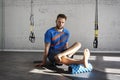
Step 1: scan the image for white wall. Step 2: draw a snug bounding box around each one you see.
[3,0,120,52]
[0,0,3,50]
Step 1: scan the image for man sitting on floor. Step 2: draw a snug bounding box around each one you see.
[36,14,90,68]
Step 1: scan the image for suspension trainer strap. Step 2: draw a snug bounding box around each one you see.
[29,0,35,43]
[93,0,98,48]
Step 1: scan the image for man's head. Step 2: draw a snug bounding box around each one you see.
[56,14,67,29]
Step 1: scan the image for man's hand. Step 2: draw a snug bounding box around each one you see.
[54,54,62,63]
[35,61,46,67]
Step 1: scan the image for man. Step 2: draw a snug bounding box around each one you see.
[37,14,90,68]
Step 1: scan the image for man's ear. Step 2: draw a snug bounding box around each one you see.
[55,20,57,23]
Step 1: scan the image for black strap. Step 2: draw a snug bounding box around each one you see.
[29,0,35,43]
[93,0,98,48]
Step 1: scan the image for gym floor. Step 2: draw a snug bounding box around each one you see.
[0,51,119,80]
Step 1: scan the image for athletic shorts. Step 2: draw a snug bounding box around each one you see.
[48,49,66,65]
[48,51,60,64]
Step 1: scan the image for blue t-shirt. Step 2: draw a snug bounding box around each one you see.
[44,27,70,54]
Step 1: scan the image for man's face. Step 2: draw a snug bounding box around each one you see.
[56,18,66,29]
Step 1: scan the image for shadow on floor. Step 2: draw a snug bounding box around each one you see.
[0,52,119,80]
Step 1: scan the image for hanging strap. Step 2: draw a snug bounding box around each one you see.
[93,0,98,48]
[29,0,35,43]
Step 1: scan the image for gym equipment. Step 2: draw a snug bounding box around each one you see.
[68,63,93,74]
[93,0,98,48]
[29,0,35,43]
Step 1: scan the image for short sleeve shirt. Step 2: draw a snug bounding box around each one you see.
[44,27,70,54]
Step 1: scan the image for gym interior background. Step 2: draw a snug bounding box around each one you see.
[1,0,120,52]
[0,0,120,80]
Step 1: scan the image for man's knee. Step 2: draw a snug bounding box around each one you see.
[54,55,67,64]
[74,42,81,48]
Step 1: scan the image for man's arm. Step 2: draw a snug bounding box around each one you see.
[65,42,69,49]
[41,42,50,65]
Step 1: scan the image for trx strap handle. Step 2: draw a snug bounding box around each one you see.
[93,0,98,48]
[29,31,35,43]
[29,0,35,43]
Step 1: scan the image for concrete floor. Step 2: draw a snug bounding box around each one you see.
[0,51,120,80]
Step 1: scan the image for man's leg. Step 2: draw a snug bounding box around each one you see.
[67,42,82,58]
[57,42,81,61]
[55,48,90,68]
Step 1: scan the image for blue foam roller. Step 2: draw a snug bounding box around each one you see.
[68,63,93,74]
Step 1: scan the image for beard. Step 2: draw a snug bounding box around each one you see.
[56,25,63,30]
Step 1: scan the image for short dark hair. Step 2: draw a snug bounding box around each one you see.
[57,14,67,20]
